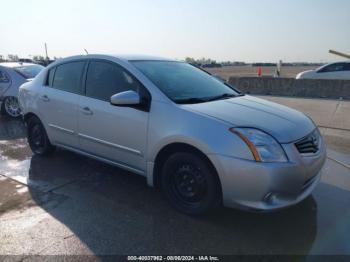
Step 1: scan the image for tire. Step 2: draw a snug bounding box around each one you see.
[1,96,22,118]
[161,152,221,215]
[27,116,55,156]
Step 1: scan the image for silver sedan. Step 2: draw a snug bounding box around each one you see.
[0,62,44,118]
[19,55,326,214]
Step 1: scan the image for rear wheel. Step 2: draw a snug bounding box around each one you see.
[161,152,221,215]
[27,116,55,155]
[1,96,22,118]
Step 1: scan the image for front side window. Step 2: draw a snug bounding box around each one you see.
[52,62,85,94]
[14,64,44,79]
[85,61,141,102]
[0,70,9,83]
[132,61,240,103]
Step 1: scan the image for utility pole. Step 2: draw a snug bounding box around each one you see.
[45,43,49,60]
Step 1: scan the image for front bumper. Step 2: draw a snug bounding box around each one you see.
[208,132,327,211]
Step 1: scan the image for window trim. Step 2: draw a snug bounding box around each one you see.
[83,59,152,111]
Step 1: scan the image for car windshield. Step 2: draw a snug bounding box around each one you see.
[14,64,44,79]
[132,61,241,103]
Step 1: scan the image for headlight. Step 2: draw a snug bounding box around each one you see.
[229,128,288,162]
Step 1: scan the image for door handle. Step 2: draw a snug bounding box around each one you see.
[41,95,50,102]
[81,106,93,115]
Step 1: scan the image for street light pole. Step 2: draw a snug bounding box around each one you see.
[329,49,350,60]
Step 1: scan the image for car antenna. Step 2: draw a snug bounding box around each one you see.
[84,49,89,55]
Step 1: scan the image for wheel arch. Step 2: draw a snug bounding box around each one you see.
[152,142,222,196]
[23,112,41,123]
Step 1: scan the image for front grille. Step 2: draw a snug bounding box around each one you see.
[295,130,320,154]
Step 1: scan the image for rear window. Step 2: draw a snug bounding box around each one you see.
[14,64,44,79]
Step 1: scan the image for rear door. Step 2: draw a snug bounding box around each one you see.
[77,60,150,173]
[38,61,86,148]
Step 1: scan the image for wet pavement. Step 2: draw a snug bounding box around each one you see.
[0,112,350,258]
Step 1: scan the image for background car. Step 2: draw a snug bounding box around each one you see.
[0,62,44,118]
[296,61,350,80]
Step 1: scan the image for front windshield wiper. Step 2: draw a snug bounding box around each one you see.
[205,93,239,102]
[175,93,244,104]
[174,97,208,104]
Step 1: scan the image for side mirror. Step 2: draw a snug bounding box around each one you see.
[110,90,140,106]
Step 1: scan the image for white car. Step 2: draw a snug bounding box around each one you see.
[0,62,44,117]
[296,61,350,80]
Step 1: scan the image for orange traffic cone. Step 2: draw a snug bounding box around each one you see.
[257,67,262,77]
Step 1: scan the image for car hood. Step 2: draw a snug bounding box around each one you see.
[297,70,316,78]
[301,70,315,75]
[183,95,315,143]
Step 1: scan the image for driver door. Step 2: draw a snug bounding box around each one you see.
[77,60,149,173]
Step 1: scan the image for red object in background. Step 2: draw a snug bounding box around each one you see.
[257,67,262,77]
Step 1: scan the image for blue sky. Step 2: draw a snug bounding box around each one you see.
[1,0,349,62]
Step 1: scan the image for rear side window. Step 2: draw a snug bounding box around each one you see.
[85,61,141,102]
[0,70,9,83]
[52,62,85,94]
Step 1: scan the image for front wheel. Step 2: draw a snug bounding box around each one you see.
[1,96,22,118]
[161,152,221,215]
[27,116,55,155]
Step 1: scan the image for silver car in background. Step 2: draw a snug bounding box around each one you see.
[296,61,350,80]
[0,62,44,117]
[19,55,326,215]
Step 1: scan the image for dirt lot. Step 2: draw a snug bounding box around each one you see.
[206,65,318,80]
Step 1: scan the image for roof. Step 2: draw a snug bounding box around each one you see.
[328,61,350,64]
[0,62,39,68]
[52,54,176,64]
[114,54,174,61]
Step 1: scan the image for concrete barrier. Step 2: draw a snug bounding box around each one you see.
[228,77,350,100]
